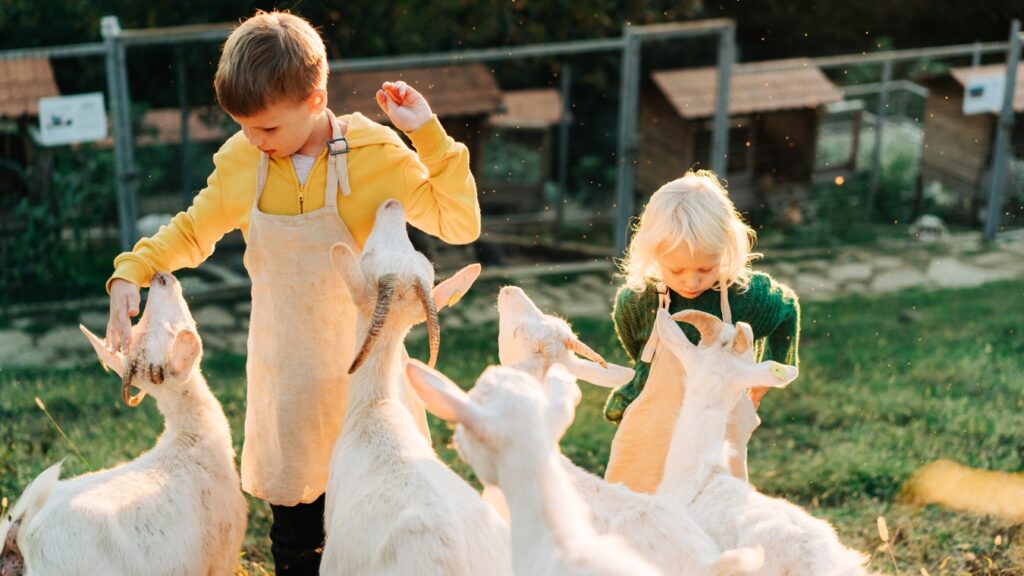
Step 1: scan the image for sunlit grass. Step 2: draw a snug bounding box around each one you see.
[2,279,1022,574]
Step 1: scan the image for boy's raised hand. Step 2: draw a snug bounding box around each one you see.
[376,81,433,133]
[107,278,141,352]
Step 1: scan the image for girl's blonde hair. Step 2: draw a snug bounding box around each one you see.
[620,169,759,292]
[214,10,328,117]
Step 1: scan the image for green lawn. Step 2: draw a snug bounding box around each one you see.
[2,279,1023,574]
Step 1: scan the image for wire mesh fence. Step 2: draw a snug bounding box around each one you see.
[1,17,1022,309]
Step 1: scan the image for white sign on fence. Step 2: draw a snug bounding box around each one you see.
[962,73,1005,115]
[37,92,108,146]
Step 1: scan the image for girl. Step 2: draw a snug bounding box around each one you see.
[604,170,800,492]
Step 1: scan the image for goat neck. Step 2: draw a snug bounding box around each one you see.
[153,368,231,447]
[659,380,735,503]
[346,313,410,416]
[497,441,596,573]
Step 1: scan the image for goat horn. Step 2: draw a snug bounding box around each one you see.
[670,309,722,344]
[566,336,608,368]
[349,275,396,374]
[415,279,440,368]
[121,359,146,407]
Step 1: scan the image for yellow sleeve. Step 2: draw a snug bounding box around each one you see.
[106,139,251,291]
[396,115,481,245]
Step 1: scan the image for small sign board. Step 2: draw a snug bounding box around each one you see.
[962,73,1005,115]
[38,92,108,146]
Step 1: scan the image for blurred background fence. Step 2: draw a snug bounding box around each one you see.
[1,10,1023,309]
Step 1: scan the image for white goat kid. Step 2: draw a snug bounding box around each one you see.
[497,285,635,388]
[493,285,764,575]
[654,309,871,576]
[320,199,511,576]
[0,272,246,576]
[407,360,663,576]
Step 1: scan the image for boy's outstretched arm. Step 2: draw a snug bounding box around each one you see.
[377,81,481,245]
[104,151,249,351]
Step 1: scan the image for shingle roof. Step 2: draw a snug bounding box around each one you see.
[0,58,60,118]
[651,58,842,119]
[327,63,503,123]
[949,63,1024,113]
[489,89,564,128]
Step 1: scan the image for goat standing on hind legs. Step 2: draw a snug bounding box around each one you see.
[320,199,511,576]
[0,272,246,576]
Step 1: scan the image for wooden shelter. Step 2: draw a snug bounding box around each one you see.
[328,63,502,167]
[919,63,1024,218]
[637,58,842,212]
[481,88,564,211]
[0,57,60,200]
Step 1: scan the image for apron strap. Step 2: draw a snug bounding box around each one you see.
[719,275,732,325]
[325,109,351,203]
[255,152,270,206]
[640,281,671,363]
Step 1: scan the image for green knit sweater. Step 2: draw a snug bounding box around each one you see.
[604,271,800,423]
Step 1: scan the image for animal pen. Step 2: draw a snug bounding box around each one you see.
[1,17,1023,308]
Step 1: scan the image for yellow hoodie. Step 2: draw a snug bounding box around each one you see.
[108,112,480,290]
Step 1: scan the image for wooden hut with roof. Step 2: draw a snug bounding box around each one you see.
[918,63,1024,219]
[328,62,502,168]
[481,88,564,211]
[638,58,842,212]
[0,57,61,197]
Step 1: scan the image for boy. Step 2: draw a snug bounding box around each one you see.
[104,10,480,575]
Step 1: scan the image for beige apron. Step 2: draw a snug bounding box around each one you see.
[605,282,760,493]
[240,110,428,505]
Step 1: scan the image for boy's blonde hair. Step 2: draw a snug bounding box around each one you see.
[214,10,327,117]
[620,170,759,292]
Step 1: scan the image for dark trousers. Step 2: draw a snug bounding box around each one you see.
[270,493,326,576]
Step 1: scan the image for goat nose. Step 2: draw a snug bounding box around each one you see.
[382,199,400,211]
[153,273,168,286]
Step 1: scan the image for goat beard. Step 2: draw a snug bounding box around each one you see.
[0,517,24,576]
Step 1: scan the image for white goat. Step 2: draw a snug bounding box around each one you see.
[320,199,512,576]
[489,285,764,575]
[653,309,871,576]
[407,359,663,576]
[0,272,246,576]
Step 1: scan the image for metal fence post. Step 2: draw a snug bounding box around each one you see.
[710,23,735,177]
[613,28,641,255]
[984,19,1022,241]
[866,58,893,220]
[555,62,572,240]
[101,15,138,252]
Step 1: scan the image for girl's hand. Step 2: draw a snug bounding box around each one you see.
[376,81,433,133]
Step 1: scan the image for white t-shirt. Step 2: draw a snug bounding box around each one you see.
[291,153,317,186]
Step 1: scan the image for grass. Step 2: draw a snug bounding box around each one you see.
[2,279,1023,574]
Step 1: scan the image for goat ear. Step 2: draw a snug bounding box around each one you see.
[406,359,483,430]
[732,322,754,355]
[656,308,696,361]
[168,329,202,376]
[80,324,126,377]
[749,360,799,389]
[543,363,581,441]
[432,263,481,312]
[563,355,635,388]
[330,242,368,303]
